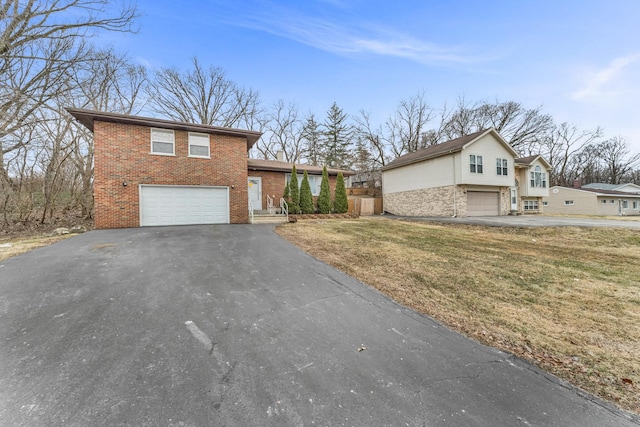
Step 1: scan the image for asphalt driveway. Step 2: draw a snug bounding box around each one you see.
[1,225,638,426]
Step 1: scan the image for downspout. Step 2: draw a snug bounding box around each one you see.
[452,152,457,218]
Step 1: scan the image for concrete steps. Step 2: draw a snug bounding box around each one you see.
[251,213,289,224]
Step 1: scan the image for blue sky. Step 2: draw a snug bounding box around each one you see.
[106,0,640,150]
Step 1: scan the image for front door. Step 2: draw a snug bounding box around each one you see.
[248,177,262,210]
[510,188,518,212]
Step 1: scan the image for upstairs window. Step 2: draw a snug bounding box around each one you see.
[189,132,210,158]
[151,128,175,155]
[470,155,483,173]
[496,158,508,176]
[530,165,547,188]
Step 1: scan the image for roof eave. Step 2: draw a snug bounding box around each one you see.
[66,108,262,150]
[382,149,462,171]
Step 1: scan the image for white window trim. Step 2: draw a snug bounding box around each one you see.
[286,173,323,197]
[496,158,508,176]
[188,132,211,159]
[530,165,547,188]
[634,201,639,210]
[150,128,175,156]
[470,155,483,174]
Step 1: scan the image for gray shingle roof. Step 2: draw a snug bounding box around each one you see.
[381,129,489,171]
[247,159,354,176]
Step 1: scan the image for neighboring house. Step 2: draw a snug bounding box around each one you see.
[349,170,382,189]
[247,159,354,211]
[68,108,351,229]
[581,182,640,194]
[544,186,640,216]
[381,129,550,217]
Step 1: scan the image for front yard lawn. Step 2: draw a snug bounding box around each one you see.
[276,217,640,414]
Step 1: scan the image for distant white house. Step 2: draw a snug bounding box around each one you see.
[544,185,640,216]
[581,182,640,194]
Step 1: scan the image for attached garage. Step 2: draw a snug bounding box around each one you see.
[139,185,229,226]
[467,191,500,216]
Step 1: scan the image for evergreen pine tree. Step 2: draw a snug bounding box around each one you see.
[301,113,323,166]
[333,172,348,213]
[317,166,332,214]
[323,102,354,169]
[288,165,300,214]
[299,170,314,214]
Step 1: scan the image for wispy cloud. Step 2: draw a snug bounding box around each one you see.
[222,2,485,66]
[570,53,640,101]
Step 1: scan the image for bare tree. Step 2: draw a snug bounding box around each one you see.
[595,136,640,184]
[146,57,261,129]
[536,123,603,186]
[1,49,147,225]
[0,0,138,136]
[253,100,304,163]
[1,0,139,220]
[354,110,388,168]
[440,99,553,153]
[71,49,148,115]
[386,91,433,157]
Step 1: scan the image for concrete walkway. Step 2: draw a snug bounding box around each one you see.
[0,225,638,426]
[388,214,640,228]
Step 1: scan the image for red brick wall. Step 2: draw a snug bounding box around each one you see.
[249,170,338,210]
[93,121,249,229]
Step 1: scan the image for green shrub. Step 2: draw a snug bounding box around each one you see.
[289,165,300,214]
[333,172,348,213]
[317,166,332,214]
[299,170,314,214]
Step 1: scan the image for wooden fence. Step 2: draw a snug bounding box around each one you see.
[348,197,383,216]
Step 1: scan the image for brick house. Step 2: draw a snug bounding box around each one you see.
[247,159,354,211]
[68,109,352,229]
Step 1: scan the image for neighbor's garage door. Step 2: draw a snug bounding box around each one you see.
[467,191,500,216]
[140,185,229,226]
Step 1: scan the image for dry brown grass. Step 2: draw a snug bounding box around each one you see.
[276,217,640,414]
[0,235,72,261]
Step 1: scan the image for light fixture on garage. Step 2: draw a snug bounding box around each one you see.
[122,181,128,187]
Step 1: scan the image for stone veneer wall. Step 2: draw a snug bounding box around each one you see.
[384,185,458,217]
[499,187,511,215]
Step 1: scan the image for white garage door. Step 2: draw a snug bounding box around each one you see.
[467,191,500,216]
[140,185,229,226]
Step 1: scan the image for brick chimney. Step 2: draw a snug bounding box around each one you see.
[573,178,582,189]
